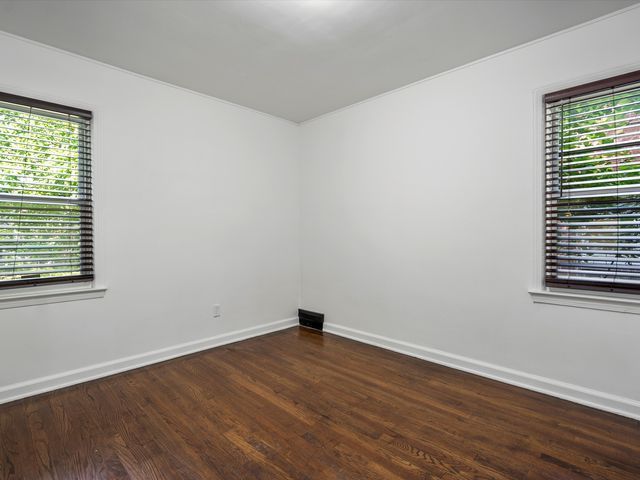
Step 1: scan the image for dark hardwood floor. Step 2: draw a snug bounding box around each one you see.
[1,327,639,479]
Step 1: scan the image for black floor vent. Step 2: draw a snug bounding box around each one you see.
[298,309,324,331]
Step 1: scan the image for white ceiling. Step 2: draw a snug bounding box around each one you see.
[0,0,636,123]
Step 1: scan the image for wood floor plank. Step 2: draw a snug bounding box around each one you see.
[1,327,639,479]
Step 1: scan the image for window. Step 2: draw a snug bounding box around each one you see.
[0,92,93,289]
[545,70,640,294]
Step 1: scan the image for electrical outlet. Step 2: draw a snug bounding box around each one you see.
[213,304,221,318]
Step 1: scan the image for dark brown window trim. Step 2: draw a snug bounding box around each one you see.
[0,91,92,120]
[543,69,640,295]
[545,279,640,296]
[544,69,640,103]
[0,92,94,290]
[0,275,95,290]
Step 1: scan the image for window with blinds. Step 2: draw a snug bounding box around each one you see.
[545,70,640,294]
[0,92,92,288]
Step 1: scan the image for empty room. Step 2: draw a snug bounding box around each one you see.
[1,0,640,478]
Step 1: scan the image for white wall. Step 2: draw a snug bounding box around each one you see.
[300,7,640,416]
[0,33,300,397]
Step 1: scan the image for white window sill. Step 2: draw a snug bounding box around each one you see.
[0,285,107,310]
[529,288,640,315]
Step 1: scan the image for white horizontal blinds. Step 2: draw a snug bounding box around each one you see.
[0,92,93,288]
[545,72,640,293]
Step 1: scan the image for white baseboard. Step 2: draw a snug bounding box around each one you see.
[5,318,638,421]
[0,317,298,405]
[324,322,640,421]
